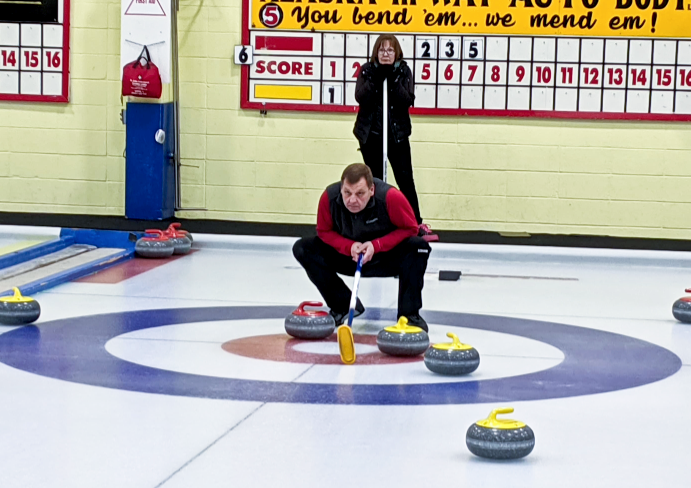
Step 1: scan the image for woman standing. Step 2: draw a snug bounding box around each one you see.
[353,34,437,242]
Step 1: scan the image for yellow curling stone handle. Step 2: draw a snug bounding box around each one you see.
[383,316,423,334]
[0,287,34,303]
[476,408,526,430]
[432,332,474,351]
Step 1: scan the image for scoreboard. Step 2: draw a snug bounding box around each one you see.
[0,0,69,102]
[240,0,691,121]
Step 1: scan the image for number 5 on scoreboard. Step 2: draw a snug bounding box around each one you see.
[415,60,437,83]
[463,39,484,61]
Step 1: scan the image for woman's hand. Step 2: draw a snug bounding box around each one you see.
[360,64,374,81]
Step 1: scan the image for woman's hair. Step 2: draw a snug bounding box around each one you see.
[370,34,403,63]
[342,163,374,187]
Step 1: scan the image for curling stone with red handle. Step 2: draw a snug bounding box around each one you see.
[672,288,691,324]
[168,223,193,243]
[135,230,175,258]
[161,227,191,255]
[285,301,336,339]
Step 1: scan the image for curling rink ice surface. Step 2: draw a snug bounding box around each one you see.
[0,225,690,488]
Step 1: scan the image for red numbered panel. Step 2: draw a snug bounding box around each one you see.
[0,48,19,70]
[438,61,460,84]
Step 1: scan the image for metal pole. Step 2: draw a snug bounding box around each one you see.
[382,78,388,183]
[170,0,205,212]
[171,0,182,210]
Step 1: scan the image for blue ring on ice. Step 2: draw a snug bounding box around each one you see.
[0,306,681,405]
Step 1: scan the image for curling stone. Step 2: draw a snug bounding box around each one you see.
[376,316,429,357]
[0,287,40,325]
[159,227,191,255]
[672,288,691,323]
[168,223,193,243]
[135,230,175,258]
[424,332,480,375]
[285,301,336,339]
[466,408,535,460]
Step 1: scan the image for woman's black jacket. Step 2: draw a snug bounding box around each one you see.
[353,60,415,145]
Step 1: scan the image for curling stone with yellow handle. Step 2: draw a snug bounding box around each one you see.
[0,288,41,326]
[672,288,691,323]
[424,332,480,375]
[376,316,429,357]
[285,301,335,339]
[466,408,535,460]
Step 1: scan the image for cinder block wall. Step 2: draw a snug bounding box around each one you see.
[1,0,690,240]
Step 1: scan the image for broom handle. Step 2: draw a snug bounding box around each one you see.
[382,77,388,183]
[347,253,364,327]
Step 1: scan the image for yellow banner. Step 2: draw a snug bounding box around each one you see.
[252,0,691,38]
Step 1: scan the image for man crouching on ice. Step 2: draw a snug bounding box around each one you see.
[293,163,431,331]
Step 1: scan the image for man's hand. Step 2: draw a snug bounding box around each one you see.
[360,241,375,264]
[350,241,374,264]
[350,242,364,261]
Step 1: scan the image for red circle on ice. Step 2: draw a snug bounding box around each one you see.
[222,333,423,365]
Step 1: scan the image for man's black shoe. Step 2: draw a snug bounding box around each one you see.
[403,314,428,332]
[330,299,365,326]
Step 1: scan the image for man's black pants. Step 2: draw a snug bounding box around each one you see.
[292,236,431,317]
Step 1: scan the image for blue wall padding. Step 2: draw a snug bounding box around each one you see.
[125,102,176,220]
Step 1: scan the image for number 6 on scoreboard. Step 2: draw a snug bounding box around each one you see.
[234,45,253,65]
[438,61,460,84]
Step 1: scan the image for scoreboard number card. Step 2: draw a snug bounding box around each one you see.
[235,45,253,65]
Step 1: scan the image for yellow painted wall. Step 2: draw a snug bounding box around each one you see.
[1,0,690,240]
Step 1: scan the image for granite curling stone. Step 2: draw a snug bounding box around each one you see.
[168,223,193,243]
[285,301,336,339]
[466,408,535,460]
[135,230,175,258]
[0,287,41,325]
[672,288,691,323]
[424,332,480,375]
[159,227,192,255]
[376,316,429,357]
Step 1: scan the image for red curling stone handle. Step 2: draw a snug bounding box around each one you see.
[294,301,328,317]
[144,229,168,241]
